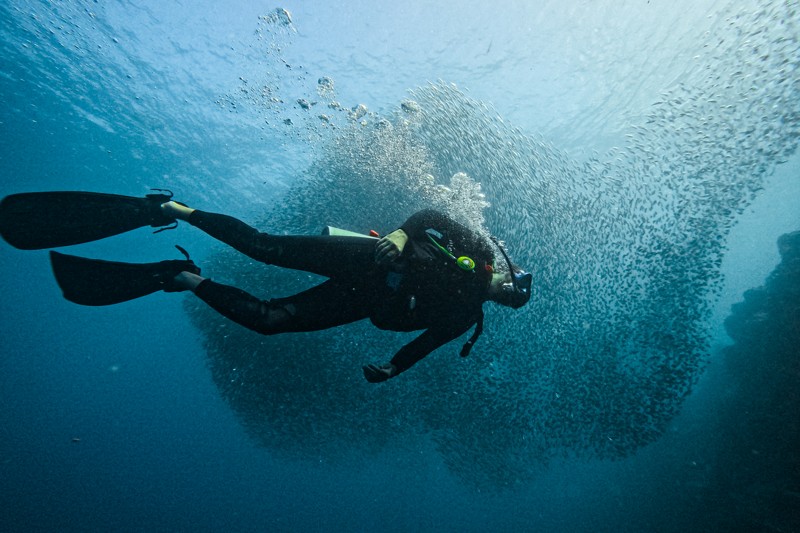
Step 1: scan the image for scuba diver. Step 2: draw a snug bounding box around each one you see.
[0,190,532,382]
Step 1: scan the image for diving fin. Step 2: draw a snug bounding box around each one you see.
[50,245,200,306]
[0,190,177,250]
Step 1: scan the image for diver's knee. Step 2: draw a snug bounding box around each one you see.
[256,301,296,334]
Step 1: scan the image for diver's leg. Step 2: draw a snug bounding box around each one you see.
[162,203,377,278]
[191,278,371,335]
[237,232,378,279]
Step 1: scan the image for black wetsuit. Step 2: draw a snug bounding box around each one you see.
[189,209,495,375]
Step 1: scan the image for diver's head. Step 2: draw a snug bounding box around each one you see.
[488,269,532,309]
[486,237,532,309]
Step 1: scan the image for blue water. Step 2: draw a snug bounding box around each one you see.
[2,1,799,532]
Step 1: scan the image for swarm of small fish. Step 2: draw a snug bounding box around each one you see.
[188,1,800,488]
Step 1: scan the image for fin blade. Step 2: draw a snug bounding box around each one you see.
[0,191,171,250]
[50,251,168,306]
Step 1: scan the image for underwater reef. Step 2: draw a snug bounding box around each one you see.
[699,230,800,532]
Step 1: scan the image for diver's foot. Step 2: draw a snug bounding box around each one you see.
[160,200,195,221]
[165,270,205,292]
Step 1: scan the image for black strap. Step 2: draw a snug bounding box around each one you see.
[460,310,484,357]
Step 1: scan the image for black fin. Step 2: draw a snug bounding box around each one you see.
[0,191,176,250]
[50,249,198,306]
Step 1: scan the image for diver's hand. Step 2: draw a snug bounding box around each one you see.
[374,229,408,265]
[362,363,397,383]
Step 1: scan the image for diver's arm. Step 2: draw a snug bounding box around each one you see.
[390,325,470,373]
[363,321,474,383]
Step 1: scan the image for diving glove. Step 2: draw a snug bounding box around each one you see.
[374,229,408,265]
[362,363,397,383]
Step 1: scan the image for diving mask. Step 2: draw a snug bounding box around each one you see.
[492,237,532,309]
[500,270,532,309]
